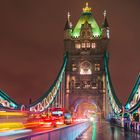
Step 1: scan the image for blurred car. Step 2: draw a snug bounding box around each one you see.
[42,117,57,128]
[0,111,28,134]
[0,122,25,133]
[24,117,44,129]
[64,113,72,125]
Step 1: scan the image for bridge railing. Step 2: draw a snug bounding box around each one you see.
[16,121,91,140]
[124,121,140,133]
[113,118,140,133]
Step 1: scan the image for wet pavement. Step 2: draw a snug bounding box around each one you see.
[76,121,140,140]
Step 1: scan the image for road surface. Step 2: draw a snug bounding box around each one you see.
[77,121,140,140]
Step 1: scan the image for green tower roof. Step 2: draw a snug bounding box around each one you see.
[72,3,102,38]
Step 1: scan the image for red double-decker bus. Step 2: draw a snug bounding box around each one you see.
[49,107,65,125]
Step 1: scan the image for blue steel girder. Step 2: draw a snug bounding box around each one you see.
[28,53,68,112]
[128,99,140,114]
[0,90,20,109]
[125,74,140,111]
[104,52,122,115]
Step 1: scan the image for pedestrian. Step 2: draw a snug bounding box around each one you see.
[124,122,127,131]
[135,122,138,132]
[132,121,134,131]
[130,122,133,130]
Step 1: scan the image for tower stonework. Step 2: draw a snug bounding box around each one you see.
[64,3,110,117]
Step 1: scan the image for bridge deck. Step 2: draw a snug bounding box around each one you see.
[1,121,140,140]
[76,121,140,140]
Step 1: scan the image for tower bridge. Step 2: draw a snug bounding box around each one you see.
[0,3,140,140]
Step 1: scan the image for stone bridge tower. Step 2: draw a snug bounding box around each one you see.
[64,3,110,117]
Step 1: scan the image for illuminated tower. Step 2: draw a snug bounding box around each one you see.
[64,3,109,117]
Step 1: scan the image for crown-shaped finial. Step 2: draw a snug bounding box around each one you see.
[83,2,92,13]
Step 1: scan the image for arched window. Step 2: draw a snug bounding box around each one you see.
[80,61,92,75]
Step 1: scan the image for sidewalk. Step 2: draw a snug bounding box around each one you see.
[112,120,140,134]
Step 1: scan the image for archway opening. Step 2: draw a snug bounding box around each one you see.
[72,98,101,121]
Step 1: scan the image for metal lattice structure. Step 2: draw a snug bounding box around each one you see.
[28,54,67,113]
[104,53,122,116]
[125,74,140,114]
[0,90,20,109]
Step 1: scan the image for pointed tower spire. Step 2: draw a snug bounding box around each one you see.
[102,10,109,28]
[103,10,106,17]
[64,12,72,39]
[101,10,110,39]
[64,12,72,30]
[68,12,70,22]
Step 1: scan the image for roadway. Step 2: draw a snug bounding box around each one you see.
[0,124,66,140]
[76,121,140,140]
[1,121,140,140]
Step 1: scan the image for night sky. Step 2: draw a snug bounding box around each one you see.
[0,0,139,105]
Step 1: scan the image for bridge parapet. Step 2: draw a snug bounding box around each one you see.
[16,121,90,140]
